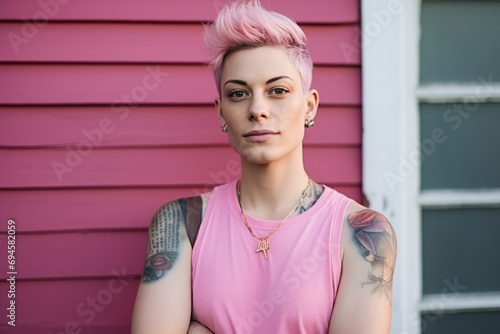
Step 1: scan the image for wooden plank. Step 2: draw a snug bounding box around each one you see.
[334,185,362,203]
[0,146,241,187]
[0,231,146,279]
[0,22,206,63]
[0,278,139,325]
[0,184,361,232]
[0,64,361,105]
[0,146,360,188]
[304,147,361,184]
[0,187,211,232]
[0,187,198,232]
[305,107,361,145]
[0,106,361,147]
[0,0,359,23]
[306,25,361,65]
[0,23,361,65]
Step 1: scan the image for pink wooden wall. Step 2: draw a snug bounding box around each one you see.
[0,0,361,332]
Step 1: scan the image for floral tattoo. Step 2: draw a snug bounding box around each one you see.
[348,209,396,302]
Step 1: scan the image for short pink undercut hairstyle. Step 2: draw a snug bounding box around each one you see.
[203,0,313,96]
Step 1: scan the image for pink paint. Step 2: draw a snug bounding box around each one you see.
[0,106,361,147]
[0,64,359,105]
[0,0,362,331]
[0,147,359,188]
[0,24,360,65]
[0,0,359,23]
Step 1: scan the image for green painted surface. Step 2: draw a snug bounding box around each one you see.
[421,311,500,334]
[420,2,500,83]
[422,208,500,294]
[420,103,500,190]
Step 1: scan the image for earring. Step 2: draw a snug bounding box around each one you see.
[221,124,228,132]
[305,120,315,128]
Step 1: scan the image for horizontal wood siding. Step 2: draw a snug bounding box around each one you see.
[0,106,361,147]
[0,0,361,331]
[0,64,360,104]
[0,185,361,232]
[0,0,359,23]
[0,23,360,64]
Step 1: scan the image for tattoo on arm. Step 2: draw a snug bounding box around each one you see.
[297,181,324,214]
[142,199,188,283]
[348,209,397,302]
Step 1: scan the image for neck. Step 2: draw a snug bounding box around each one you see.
[238,149,311,220]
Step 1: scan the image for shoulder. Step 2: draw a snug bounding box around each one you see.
[152,191,213,223]
[344,201,394,232]
[343,200,395,235]
[341,200,397,278]
[342,201,397,257]
[148,191,214,249]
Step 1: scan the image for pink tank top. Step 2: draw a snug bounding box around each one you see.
[192,180,351,334]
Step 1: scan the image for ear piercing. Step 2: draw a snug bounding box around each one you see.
[221,124,228,132]
[305,120,315,128]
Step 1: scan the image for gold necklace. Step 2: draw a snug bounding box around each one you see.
[237,178,311,259]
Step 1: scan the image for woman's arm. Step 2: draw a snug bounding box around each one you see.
[328,203,397,334]
[131,199,193,334]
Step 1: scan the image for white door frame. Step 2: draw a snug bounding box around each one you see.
[360,1,421,333]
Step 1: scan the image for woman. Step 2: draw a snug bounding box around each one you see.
[131,1,397,333]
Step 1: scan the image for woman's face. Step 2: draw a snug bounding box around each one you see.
[215,46,319,165]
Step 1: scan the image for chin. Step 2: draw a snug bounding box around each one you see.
[236,147,288,165]
[241,152,275,165]
[230,139,302,165]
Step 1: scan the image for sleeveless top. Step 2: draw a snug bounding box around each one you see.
[191,180,352,333]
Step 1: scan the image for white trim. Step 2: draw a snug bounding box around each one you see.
[417,84,500,103]
[363,2,500,333]
[420,292,500,313]
[361,1,422,333]
[419,189,500,209]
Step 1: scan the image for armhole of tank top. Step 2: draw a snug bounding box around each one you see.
[191,185,220,258]
[331,192,353,295]
[186,196,203,248]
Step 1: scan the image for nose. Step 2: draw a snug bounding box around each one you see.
[247,95,270,121]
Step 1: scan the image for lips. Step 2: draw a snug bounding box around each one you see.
[243,129,278,142]
[243,129,277,137]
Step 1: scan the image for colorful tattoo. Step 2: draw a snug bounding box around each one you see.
[348,209,396,302]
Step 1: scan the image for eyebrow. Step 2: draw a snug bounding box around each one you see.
[223,75,294,88]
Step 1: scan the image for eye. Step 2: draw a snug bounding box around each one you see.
[270,87,289,96]
[228,90,248,100]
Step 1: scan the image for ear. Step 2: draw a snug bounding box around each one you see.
[305,89,320,122]
[215,97,225,126]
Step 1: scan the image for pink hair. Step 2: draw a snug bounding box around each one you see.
[203,0,313,95]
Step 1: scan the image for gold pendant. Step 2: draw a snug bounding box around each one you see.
[256,239,269,259]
